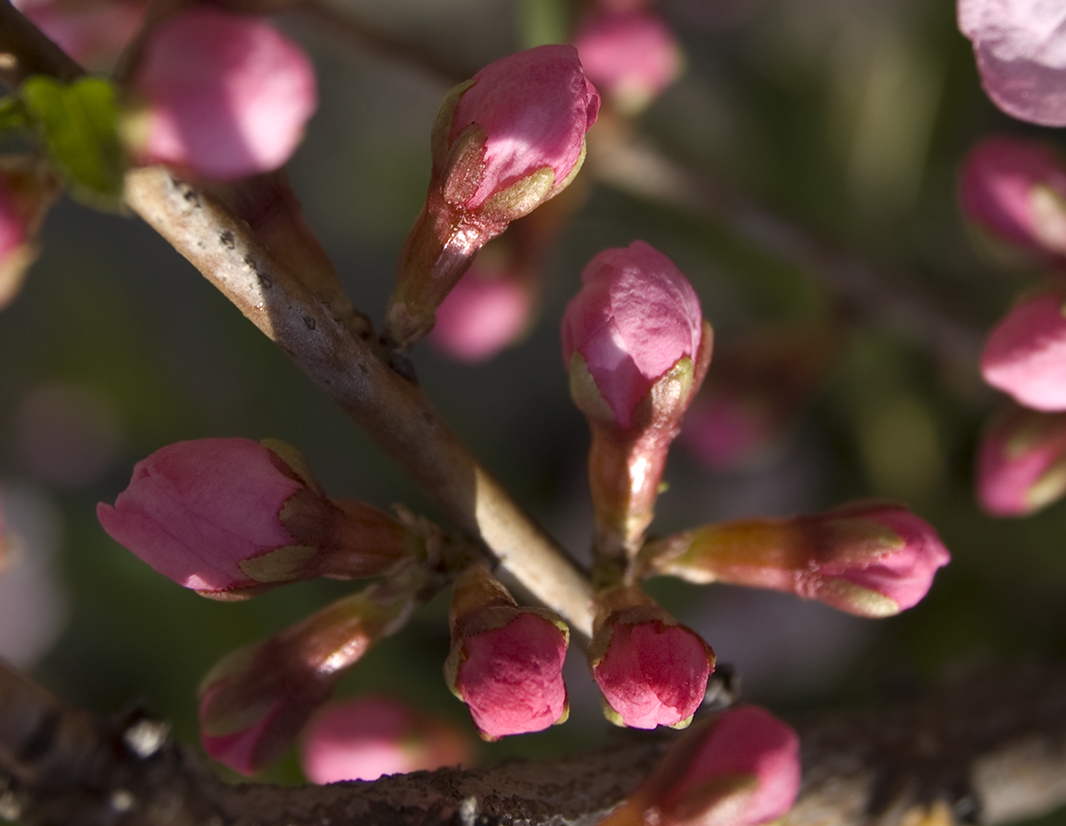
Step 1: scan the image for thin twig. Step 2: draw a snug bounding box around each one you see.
[591,127,985,369]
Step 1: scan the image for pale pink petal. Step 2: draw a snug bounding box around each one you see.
[959,0,1066,125]
[982,286,1066,410]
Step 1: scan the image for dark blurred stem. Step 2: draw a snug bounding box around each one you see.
[292,0,472,84]
[590,124,985,369]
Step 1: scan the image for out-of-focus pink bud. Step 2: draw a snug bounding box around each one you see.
[429,263,535,362]
[444,564,569,740]
[385,45,599,347]
[598,706,801,826]
[589,585,714,730]
[563,241,712,559]
[982,285,1066,411]
[976,403,1066,516]
[97,438,417,597]
[959,0,1066,126]
[643,502,950,618]
[573,10,682,114]
[680,392,774,470]
[680,326,836,471]
[959,137,1066,258]
[0,157,56,310]
[12,0,146,69]
[299,695,475,783]
[201,581,421,775]
[124,6,317,180]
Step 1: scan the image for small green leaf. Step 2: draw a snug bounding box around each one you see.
[20,75,126,209]
[0,96,29,134]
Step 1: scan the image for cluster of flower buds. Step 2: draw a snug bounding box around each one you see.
[97,438,424,598]
[589,584,714,729]
[0,156,57,310]
[976,403,1066,516]
[572,5,682,115]
[444,564,570,740]
[199,575,422,775]
[121,6,317,180]
[958,136,1066,515]
[562,240,712,562]
[597,705,801,826]
[959,0,1066,126]
[384,45,600,347]
[640,501,950,617]
[299,695,474,783]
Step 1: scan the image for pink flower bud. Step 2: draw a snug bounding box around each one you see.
[0,157,56,310]
[201,583,420,775]
[97,438,416,597]
[0,177,29,284]
[959,137,1066,257]
[299,695,474,783]
[445,565,569,740]
[589,587,714,730]
[125,7,317,180]
[563,241,711,559]
[573,10,682,114]
[599,706,801,826]
[976,403,1066,516]
[384,46,599,347]
[429,263,535,362]
[645,502,950,617]
[982,285,1066,411]
[98,438,302,594]
[959,0,1066,126]
[443,45,601,215]
[563,241,704,430]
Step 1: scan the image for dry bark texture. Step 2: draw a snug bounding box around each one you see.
[2,660,1066,826]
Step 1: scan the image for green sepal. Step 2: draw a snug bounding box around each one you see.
[238,545,318,583]
[19,75,126,210]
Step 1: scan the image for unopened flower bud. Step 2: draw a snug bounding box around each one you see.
[589,584,714,730]
[0,157,57,310]
[97,438,419,598]
[981,285,1066,411]
[385,45,599,347]
[959,137,1066,259]
[444,564,569,740]
[563,241,712,560]
[573,9,682,115]
[644,502,950,617]
[976,403,1066,516]
[122,6,317,180]
[200,579,420,775]
[429,261,536,362]
[598,706,801,826]
[299,695,475,783]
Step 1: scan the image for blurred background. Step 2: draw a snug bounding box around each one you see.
[2,0,1065,815]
